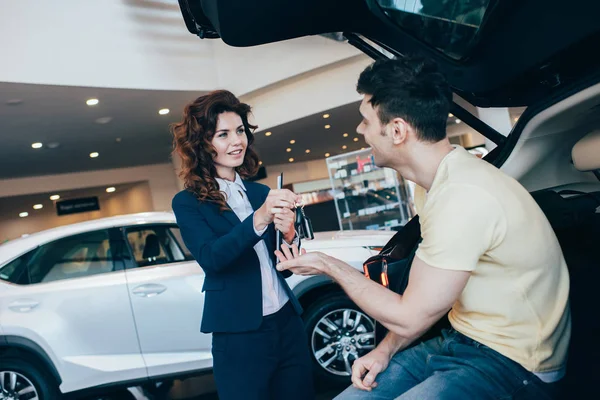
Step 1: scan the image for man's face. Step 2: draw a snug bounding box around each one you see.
[357,95,391,167]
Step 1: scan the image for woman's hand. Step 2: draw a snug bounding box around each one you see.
[274,207,296,243]
[254,189,301,232]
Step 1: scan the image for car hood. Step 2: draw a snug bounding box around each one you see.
[302,229,394,250]
[179,0,600,107]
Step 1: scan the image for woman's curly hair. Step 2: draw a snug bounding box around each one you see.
[171,90,260,211]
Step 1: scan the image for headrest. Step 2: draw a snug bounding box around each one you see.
[142,234,161,259]
[572,129,600,171]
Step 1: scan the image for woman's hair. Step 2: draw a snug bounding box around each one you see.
[171,90,260,210]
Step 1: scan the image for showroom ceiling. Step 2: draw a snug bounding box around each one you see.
[0,81,368,180]
[0,81,201,179]
[0,81,506,180]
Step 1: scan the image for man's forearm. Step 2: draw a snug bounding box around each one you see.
[325,258,416,337]
[378,331,416,359]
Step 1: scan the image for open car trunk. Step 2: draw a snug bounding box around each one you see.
[179,0,600,165]
[178,0,600,106]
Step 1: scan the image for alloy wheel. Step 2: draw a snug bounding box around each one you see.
[311,308,376,376]
[0,371,38,400]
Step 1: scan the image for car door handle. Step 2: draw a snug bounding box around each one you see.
[132,284,167,298]
[8,299,40,313]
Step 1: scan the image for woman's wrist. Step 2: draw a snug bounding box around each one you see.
[283,229,296,244]
[253,207,269,232]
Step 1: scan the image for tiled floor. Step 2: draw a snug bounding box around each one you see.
[167,374,347,400]
[84,373,347,399]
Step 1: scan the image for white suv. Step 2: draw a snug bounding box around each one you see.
[0,212,393,399]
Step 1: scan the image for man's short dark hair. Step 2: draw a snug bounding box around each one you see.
[357,57,452,143]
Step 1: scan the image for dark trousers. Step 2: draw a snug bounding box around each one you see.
[211,302,315,400]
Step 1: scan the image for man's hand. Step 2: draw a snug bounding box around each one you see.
[275,244,332,276]
[351,349,391,391]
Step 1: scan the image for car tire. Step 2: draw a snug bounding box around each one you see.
[0,357,60,399]
[302,293,376,385]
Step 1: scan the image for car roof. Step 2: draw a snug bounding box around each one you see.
[0,212,176,262]
[179,0,600,107]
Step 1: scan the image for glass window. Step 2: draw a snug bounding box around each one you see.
[26,230,117,284]
[126,226,186,268]
[375,0,492,60]
[169,227,193,260]
[0,253,32,284]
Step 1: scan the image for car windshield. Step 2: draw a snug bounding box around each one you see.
[375,0,493,60]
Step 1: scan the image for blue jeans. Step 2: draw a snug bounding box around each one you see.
[335,329,558,400]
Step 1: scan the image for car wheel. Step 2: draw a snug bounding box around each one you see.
[302,293,376,384]
[0,357,59,399]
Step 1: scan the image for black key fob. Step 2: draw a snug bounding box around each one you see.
[296,207,314,240]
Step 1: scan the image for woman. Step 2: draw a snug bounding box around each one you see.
[171,90,315,400]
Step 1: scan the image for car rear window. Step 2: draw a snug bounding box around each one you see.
[374,0,492,60]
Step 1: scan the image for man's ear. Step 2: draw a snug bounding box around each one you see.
[391,117,409,145]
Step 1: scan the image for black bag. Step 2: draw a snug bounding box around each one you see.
[362,216,422,343]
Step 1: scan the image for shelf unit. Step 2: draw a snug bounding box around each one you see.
[326,148,414,231]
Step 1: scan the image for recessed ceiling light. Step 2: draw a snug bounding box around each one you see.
[323,114,330,119]
[95,117,113,124]
[33,204,43,210]
[47,142,60,149]
[305,149,311,154]
[343,133,349,137]
[31,142,43,149]
[158,108,170,115]
[259,161,263,165]
[265,131,272,136]
[325,153,330,157]
[19,212,29,218]
[353,138,359,142]
[290,140,296,144]
[288,158,294,163]
[90,152,99,158]
[50,195,60,201]
[324,125,331,129]
[106,187,116,193]
[86,98,99,106]
[342,145,347,150]
[286,148,292,152]
[455,119,461,124]
[116,138,122,143]
[449,113,454,117]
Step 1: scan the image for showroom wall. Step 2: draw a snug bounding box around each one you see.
[259,159,330,189]
[100,182,154,217]
[242,55,372,132]
[0,156,335,242]
[0,182,153,242]
[0,163,180,212]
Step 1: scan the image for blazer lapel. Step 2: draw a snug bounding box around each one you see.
[243,181,264,212]
[243,181,275,254]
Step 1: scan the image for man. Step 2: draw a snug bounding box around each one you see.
[275,57,570,399]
